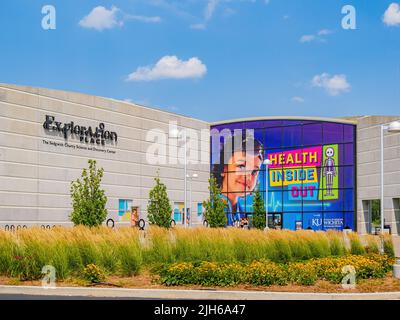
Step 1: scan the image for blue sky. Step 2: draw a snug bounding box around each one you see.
[0,0,399,122]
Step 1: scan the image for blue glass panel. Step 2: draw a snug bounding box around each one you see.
[323,123,344,144]
[265,127,282,149]
[283,213,302,230]
[323,189,344,211]
[344,143,355,165]
[343,125,355,143]
[343,166,354,188]
[282,126,302,148]
[344,189,355,211]
[302,123,323,146]
[344,212,355,230]
[323,212,344,231]
[283,191,302,212]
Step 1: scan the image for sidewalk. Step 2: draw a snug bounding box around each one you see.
[1,285,400,300]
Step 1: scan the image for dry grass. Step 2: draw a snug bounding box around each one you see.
[0,226,393,281]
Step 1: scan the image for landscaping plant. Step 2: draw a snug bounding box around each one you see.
[70,159,108,227]
[147,174,173,229]
[203,175,227,228]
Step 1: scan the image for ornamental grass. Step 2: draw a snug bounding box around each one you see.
[0,226,394,281]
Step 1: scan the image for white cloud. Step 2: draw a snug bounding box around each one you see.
[318,29,333,36]
[311,73,351,96]
[79,6,161,31]
[300,35,316,43]
[191,0,259,30]
[79,6,122,31]
[291,96,305,103]
[205,0,219,21]
[190,23,207,30]
[300,29,333,43]
[126,15,162,23]
[127,55,207,81]
[383,3,400,26]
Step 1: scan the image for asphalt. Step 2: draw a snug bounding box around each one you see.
[0,285,400,300]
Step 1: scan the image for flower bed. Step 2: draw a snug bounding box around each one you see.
[158,254,394,287]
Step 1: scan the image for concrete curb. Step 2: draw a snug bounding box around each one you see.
[1,285,400,300]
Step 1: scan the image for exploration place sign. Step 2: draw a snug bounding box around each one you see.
[42,115,118,154]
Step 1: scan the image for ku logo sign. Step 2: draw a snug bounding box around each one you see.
[43,115,118,146]
[312,218,323,227]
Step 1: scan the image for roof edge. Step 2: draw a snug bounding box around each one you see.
[0,83,209,124]
[211,116,358,126]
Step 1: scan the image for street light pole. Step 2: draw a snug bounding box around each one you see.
[381,124,386,237]
[170,127,188,228]
[183,130,187,228]
[186,173,198,228]
[263,159,271,230]
[380,121,400,245]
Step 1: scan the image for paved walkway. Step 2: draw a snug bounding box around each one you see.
[1,285,400,300]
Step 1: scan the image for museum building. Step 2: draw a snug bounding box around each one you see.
[0,84,399,234]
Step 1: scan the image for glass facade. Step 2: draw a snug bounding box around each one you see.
[210,119,356,231]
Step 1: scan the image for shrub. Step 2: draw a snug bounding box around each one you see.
[82,264,105,284]
[147,175,172,229]
[70,160,108,227]
[252,188,266,230]
[203,175,227,228]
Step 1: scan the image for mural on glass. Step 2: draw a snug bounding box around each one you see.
[210,120,356,231]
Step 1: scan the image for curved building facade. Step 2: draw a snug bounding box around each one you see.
[210,118,357,231]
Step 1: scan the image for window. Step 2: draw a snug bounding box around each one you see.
[119,199,132,222]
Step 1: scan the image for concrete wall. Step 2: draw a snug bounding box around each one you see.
[356,116,400,234]
[0,84,210,228]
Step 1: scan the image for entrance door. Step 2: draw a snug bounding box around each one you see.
[268,213,283,229]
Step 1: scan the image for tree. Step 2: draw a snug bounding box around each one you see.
[147,175,172,228]
[252,187,266,229]
[70,159,108,227]
[371,199,381,226]
[203,175,227,228]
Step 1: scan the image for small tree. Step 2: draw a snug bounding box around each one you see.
[70,159,108,227]
[252,187,266,229]
[203,175,227,228]
[147,175,172,228]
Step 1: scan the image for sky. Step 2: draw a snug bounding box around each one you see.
[0,0,399,122]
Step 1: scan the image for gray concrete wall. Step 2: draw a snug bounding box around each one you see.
[0,84,210,228]
[356,116,400,234]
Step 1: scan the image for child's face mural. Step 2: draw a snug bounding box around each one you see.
[223,151,262,196]
[326,147,334,157]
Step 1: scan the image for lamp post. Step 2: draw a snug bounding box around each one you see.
[170,127,188,228]
[187,173,198,228]
[380,121,400,240]
[263,159,271,230]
